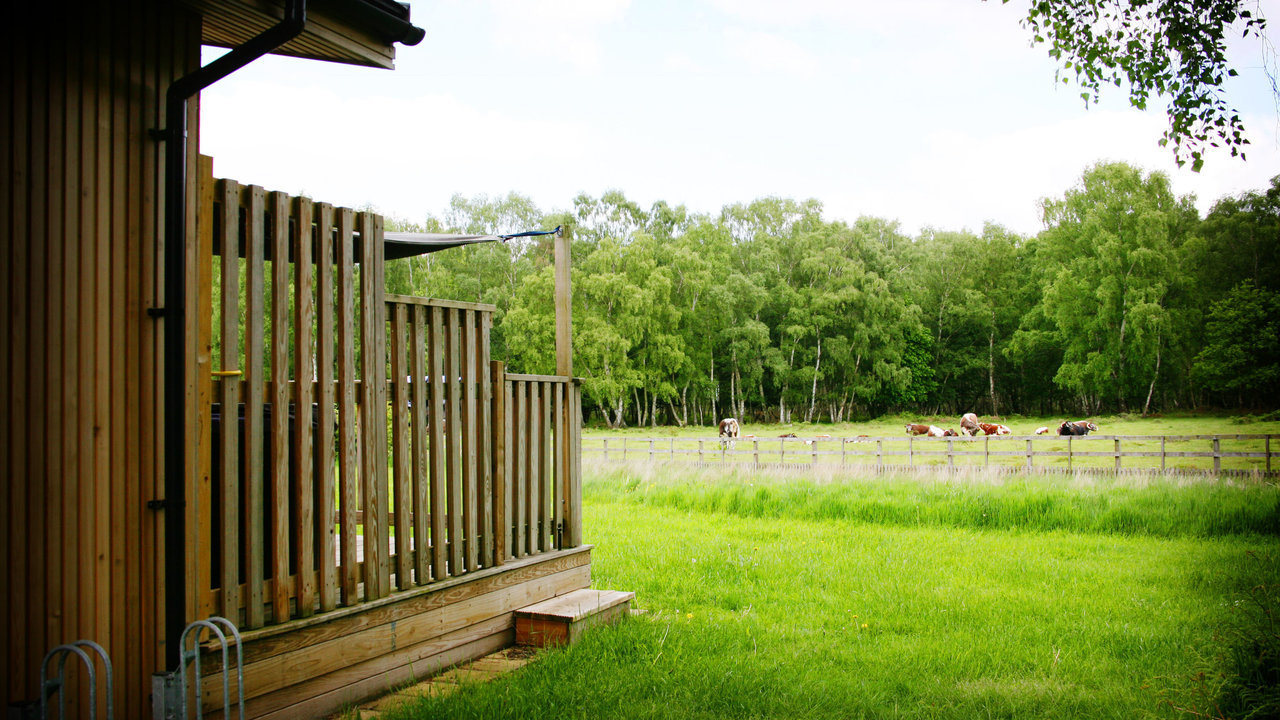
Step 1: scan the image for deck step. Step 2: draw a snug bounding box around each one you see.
[515,589,636,647]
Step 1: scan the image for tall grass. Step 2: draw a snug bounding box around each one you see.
[387,463,1280,720]
[584,462,1280,540]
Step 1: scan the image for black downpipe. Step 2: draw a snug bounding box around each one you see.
[161,0,307,669]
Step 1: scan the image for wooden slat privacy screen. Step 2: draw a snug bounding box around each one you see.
[194,166,582,631]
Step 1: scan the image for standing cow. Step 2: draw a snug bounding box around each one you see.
[960,413,980,436]
[718,418,741,449]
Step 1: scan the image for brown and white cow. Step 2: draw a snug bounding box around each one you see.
[978,423,1012,436]
[1057,420,1098,436]
[1034,426,1051,435]
[905,423,932,436]
[718,418,741,448]
[960,413,980,436]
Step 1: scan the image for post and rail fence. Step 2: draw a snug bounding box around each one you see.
[582,433,1277,478]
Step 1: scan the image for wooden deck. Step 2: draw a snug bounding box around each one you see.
[201,546,592,719]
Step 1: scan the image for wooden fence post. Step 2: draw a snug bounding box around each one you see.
[753,439,759,467]
[1025,438,1033,470]
[1114,438,1121,473]
[602,438,609,462]
[1267,436,1272,474]
[697,439,703,463]
[947,439,954,468]
[1213,437,1221,473]
[907,436,912,468]
[1067,436,1072,472]
[811,440,818,466]
[1161,436,1166,472]
[842,438,848,467]
[876,439,883,470]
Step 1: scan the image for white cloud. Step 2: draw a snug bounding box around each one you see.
[722,27,821,77]
[487,0,631,72]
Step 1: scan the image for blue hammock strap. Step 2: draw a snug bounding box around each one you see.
[500,225,562,241]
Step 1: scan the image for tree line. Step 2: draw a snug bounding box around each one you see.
[384,162,1280,427]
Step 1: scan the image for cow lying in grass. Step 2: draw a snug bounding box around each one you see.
[1057,420,1099,436]
[906,424,956,437]
[978,422,1012,436]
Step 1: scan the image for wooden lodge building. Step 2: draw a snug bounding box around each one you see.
[3,2,590,717]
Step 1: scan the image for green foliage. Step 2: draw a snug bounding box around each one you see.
[1192,281,1280,403]
[400,165,1278,424]
[1006,0,1270,170]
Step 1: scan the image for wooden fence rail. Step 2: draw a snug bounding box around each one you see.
[582,434,1278,476]
[194,172,582,633]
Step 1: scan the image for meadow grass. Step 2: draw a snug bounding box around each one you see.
[581,414,1280,474]
[387,463,1279,720]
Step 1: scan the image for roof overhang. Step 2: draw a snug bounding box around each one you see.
[185,0,425,69]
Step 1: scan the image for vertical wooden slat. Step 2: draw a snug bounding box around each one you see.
[32,30,53,701]
[428,305,446,581]
[7,34,33,706]
[62,14,83,682]
[93,16,117,707]
[192,155,215,621]
[358,212,386,600]
[270,191,291,622]
[410,306,428,584]
[462,310,478,572]
[478,313,493,567]
[390,302,411,590]
[554,382,564,549]
[293,196,316,618]
[0,23,15,702]
[217,179,241,621]
[369,213,390,594]
[446,308,463,574]
[314,203,337,613]
[243,184,266,629]
[335,208,358,604]
[568,380,583,547]
[490,361,506,567]
[541,382,553,551]
[82,14,103,693]
[514,381,526,558]
[528,381,541,555]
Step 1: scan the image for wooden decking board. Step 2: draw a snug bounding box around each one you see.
[516,589,636,623]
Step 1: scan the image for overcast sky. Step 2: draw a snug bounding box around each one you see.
[198,0,1280,237]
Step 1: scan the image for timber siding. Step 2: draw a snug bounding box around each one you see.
[2,2,201,717]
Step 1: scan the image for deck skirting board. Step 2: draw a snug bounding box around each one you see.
[199,548,592,719]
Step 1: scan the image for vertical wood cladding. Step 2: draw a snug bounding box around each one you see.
[1,2,200,716]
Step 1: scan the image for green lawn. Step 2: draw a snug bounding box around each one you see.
[386,464,1280,720]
